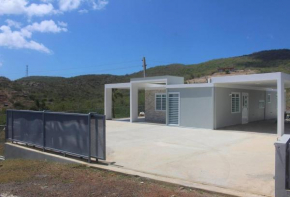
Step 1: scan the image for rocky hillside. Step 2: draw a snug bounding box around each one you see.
[1,49,290,116]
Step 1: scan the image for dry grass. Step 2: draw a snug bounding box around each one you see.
[0,159,231,197]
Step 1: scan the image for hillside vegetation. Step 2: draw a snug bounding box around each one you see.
[0,49,290,122]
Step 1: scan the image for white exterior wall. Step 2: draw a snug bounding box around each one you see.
[130,83,139,122]
[167,87,214,129]
[104,88,112,119]
[214,87,278,129]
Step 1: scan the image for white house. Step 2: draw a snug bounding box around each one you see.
[104,72,290,137]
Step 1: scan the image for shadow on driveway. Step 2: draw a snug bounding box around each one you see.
[218,119,290,134]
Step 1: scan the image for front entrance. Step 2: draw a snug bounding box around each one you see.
[168,92,180,126]
[242,92,249,124]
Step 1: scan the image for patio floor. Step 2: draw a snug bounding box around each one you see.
[106,119,276,197]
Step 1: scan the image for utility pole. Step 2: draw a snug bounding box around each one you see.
[26,65,28,77]
[142,57,146,78]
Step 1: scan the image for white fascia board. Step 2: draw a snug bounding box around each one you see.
[145,85,167,90]
[131,79,167,84]
[144,84,166,88]
[214,84,277,91]
[211,72,281,83]
[145,87,167,90]
[105,83,131,89]
[166,83,214,89]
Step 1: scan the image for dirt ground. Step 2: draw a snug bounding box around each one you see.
[0,159,230,197]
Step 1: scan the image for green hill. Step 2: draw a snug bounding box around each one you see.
[1,49,290,122]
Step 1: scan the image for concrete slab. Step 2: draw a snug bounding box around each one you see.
[4,142,262,197]
[106,120,276,197]
[220,119,290,134]
[5,143,78,164]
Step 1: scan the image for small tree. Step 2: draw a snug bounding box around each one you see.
[112,89,123,118]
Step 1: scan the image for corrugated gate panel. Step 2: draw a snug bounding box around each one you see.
[12,111,43,146]
[45,113,89,157]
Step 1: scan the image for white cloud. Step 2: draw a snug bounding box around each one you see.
[0,25,51,53]
[0,0,109,55]
[5,19,22,29]
[92,0,108,10]
[0,0,108,17]
[58,21,68,27]
[25,3,55,17]
[25,20,67,33]
[59,0,82,11]
[40,0,55,2]
[0,61,3,67]
[0,0,55,17]
[78,9,88,14]
[0,20,67,54]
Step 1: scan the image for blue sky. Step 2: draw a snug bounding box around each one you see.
[0,0,290,80]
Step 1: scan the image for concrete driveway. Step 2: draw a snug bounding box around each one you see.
[106,120,276,197]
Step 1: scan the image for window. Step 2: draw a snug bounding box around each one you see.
[259,100,265,109]
[267,94,271,103]
[156,93,166,111]
[231,92,240,113]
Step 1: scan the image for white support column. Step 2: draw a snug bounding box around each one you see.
[104,87,112,120]
[130,83,138,122]
[277,75,285,137]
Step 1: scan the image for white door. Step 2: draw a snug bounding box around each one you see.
[242,92,249,124]
[168,93,180,125]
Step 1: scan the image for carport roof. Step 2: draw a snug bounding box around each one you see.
[130,75,184,85]
[211,72,290,89]
[105,75,184,89]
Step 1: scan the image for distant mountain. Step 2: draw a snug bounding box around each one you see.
[1,49,290,120]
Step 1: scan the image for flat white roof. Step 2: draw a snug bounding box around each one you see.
[167,83,213,89]
[130,75,184,85]
[105,83,130,89]
[211,72,281,83]
[211,72,290,89]
[105,72,290,90]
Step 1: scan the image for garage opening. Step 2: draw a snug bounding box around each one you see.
[213,73,290,136]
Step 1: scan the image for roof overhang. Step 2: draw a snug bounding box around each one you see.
[105,83,130,89]
[166,83,213,89]
[130,75,184,85]
[212,72,290,90]
[104,82,166,90]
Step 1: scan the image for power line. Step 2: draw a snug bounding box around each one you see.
[6,65,141,77]
[3,59,174,78]
[48,65,140,77]
[6,60,141,76]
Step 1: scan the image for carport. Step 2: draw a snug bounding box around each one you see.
[104,76,184,123]
[211,72,290,137]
